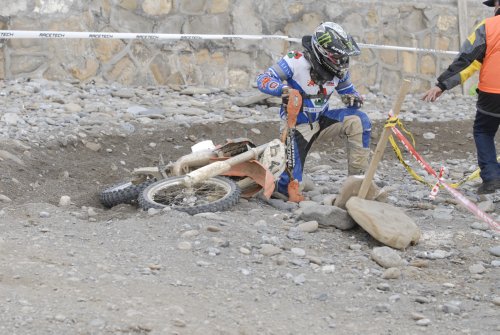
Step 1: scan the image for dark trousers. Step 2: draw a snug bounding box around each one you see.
[473,111,500,182]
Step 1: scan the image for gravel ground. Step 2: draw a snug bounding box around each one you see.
[0,78,499,335]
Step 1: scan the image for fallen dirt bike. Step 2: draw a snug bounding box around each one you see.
[99,137,287,214]
[100,89,303,215]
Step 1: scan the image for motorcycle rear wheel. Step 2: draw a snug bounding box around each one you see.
[139,176,240,215]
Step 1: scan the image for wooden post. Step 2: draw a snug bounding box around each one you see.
[458,0,469,95]
[357,79,412,199]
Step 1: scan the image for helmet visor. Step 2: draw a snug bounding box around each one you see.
[316,45,349,72]
[324,52,349,69]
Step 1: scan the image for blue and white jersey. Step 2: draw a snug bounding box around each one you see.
[256,50,359,124]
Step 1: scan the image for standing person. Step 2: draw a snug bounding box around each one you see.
[422,0,500,194]
[256,22,371,199]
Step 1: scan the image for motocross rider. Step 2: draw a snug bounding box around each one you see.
[256,22,371,197]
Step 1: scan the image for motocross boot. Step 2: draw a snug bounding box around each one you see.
[347,145,370,176]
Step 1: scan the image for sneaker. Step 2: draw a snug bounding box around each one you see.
[477,179,500,194]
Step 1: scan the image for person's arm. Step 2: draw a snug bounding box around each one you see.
[423,20,487,102]
[256,58,292,97]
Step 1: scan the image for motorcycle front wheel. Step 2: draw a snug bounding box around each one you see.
[100,178,157,208]
[138,176,240,215]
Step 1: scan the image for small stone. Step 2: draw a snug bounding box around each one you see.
[389,294,401,303]
[147,208,160,216]
[239,247,251,255]
[415,296,430,304]
[411,312,426,320]
[181,230,199,238]
[371,246,403,268]
[409,259,429,268]
[382,267,401,279]
[85,142,101,152]
[470,221,490,231]
[260,244,282,256]
[194,260,209,267]
[374,303,391,313]
[416,318,432,326]
[297,221,318,233]
[293,273,306,285]
[287,227,305,240]
[87,207,97,217]
[250,128,261,135]
[442,302,461,314]
[241,268,251,276]
[148,264,161,270]
[59,196,71,207]
[207,225,220,232]
[489,245,500,257]
[377,283,391,291]
[291,248,306,257]
[492,297,500,306]
[276,256,287,266]
[423,132,435,140]
[39,211,50,218]
[321,265,335,274]
[469,263,485,274]
[172,319,187,327]
[206,247,220,256]
[416,249,452,259]
[306,255,322,265]
[177,242,192,250]
[349,244,362,251]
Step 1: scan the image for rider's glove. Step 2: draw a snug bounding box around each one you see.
[341,93,364,108]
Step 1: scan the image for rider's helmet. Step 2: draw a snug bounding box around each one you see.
[310,22,361,78]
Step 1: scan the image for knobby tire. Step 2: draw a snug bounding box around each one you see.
[100,179,157,208]
[138,176,240,215]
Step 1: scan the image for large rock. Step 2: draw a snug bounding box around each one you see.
[346,197,421,250]
[298,204,356,230]
[334,175,386,209]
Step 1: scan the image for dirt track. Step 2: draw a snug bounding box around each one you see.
[0,119,478,207]
[1,119,499,335]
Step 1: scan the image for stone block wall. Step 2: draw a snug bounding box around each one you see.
[0,0,492,93]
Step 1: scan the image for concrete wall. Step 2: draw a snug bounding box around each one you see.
[0,0,492,93]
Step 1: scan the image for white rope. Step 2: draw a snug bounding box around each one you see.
[0,30,459,55]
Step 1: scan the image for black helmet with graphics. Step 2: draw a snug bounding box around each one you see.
[311,22,361,78]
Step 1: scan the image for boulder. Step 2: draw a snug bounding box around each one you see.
[346,197,420,249]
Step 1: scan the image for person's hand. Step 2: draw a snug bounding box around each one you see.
[422,86,443,102]
[341,94,364,108]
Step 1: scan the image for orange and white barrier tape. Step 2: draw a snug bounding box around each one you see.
[391,125,500,232]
